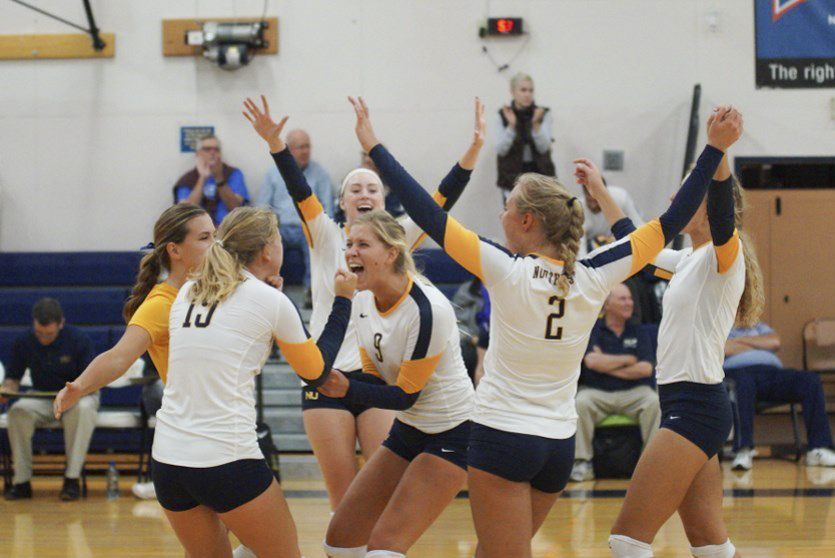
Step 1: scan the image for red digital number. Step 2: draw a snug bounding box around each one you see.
[497,19,514,33]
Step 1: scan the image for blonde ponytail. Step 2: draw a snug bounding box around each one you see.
[732,179,765,327]
[513,173,585,297]
[189,207,279,306]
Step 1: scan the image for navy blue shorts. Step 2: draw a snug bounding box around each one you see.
[467,423,575,493]
[658,381,733,459]
[302,370,387,416]
[382,419,470,470]
[151,458,274,513]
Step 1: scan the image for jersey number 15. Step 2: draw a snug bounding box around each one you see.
[545,296,566,340]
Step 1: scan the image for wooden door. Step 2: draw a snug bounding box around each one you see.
[768,191,835,368]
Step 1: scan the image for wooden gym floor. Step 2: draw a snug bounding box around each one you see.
[1,459,833,557]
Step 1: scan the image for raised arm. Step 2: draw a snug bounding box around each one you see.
[705,109,740,273]
[574,158,627,227]
[434,98,486,209]
[243,96,315,203]
[275,270,356,388]
[351,96,515,285]
[580,107,743,290]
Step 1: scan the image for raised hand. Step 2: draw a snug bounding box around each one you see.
[473,97,487,149]
[334,268,358,299]
[317,369,349,398]
[501,105,517,128]
[707,105,743,152]
[573,157,605,196]
[242,95,290,153]
[533,107,546,126]
[54,381,83,420]
[348,96,380,153]
[196,156,211,179]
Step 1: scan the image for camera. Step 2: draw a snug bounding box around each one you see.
[186,21,267,70]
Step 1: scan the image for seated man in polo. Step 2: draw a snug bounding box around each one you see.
[1,299,97,501]
[571,284,659,482]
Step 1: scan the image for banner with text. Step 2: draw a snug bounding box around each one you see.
[755,0,835,88]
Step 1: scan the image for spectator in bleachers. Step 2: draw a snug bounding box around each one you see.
[493,72,556,202]
[571,284,659,482]
[579,176,643,257]
[174,134,250,225]
[258,128,333,303]
[725,322,835,470]
[1,298,96,501]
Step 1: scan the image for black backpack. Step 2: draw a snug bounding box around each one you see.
[592,424,642,479]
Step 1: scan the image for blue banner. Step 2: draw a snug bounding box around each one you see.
[755,0,835,88]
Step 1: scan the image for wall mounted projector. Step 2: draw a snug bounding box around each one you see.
[186,21,267,70]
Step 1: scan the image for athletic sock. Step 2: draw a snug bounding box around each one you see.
[609,534,653,557]
[690,539,736,558]
[322,541,367,557]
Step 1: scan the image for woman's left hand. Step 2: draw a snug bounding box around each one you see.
[348,96,380,153]
[317,369,349,398]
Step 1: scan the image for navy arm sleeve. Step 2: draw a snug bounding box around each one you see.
[369,144,448,246]
[271,147,313,202]
[611,217,638,240]
[345,378,420,411]
[306,296,352,388]
[657,145,725,243]
[436,163,473,210]
[707,177,735,246]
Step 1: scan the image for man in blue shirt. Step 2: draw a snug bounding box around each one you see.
[571,284,659,482]
[174,134,250,225]
[257,128,333,298]
[1,299,97,501]
[725,322,835,470]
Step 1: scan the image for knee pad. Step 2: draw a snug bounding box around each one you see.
[232,545,257,558]
[322,541,367,557]
[609,535,653,558]
[366,552,405,558]
[690,539,736,558]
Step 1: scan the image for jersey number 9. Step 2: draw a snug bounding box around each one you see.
[373,333,384,362]
[545,296,565,340]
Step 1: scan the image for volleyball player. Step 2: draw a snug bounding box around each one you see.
[313,210,473,557]
[348,95,742,557]
[591,107,762,558]
[243,95,484,512]
[53,205,212,414]
[53,204,265,558]
[148,206,355,558]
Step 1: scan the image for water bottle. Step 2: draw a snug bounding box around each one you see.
[204,179,217,200]
[106,461,120,500]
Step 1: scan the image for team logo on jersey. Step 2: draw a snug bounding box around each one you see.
[59,355,72,364]
[772,0,807,21]
[623,337,638,349]
[305,391,319,400]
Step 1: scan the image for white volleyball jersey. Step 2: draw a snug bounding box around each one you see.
[353,277,474,434]
[296,195,432,373]
[440,217,670,438]
[154,271,331,467]
[656,232,744,385]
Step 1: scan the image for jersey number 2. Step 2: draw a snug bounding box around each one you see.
[182,303,218,328]
[545,296,565,340]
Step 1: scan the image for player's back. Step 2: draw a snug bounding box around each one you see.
[155,272,284,467]
[475,254,611,439]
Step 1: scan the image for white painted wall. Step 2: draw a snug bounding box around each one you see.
[1,0,833,251]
